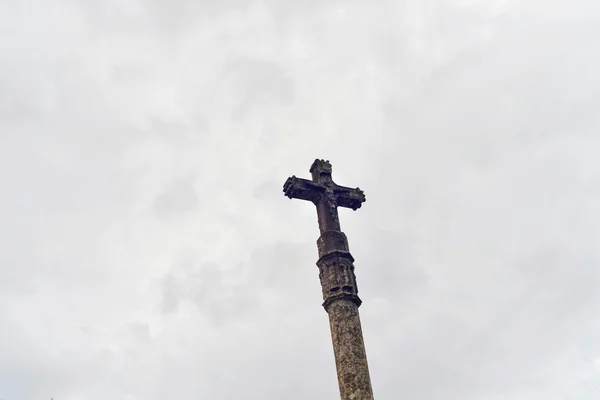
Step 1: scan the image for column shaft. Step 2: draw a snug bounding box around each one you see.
[327,299,374,400]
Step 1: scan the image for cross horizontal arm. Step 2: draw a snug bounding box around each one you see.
[333,185,366,210]
[283,176,324,203]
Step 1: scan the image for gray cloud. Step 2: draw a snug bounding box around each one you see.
[1,0,600,399]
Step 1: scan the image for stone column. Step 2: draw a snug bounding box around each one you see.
[317,231,374,400]
[283,159,374,399]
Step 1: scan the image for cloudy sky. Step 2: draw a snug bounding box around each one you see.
[2,0,600,399]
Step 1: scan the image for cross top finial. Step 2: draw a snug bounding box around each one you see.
[310,159,332,183]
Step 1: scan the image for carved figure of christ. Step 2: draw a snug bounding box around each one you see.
[283,159,374,400]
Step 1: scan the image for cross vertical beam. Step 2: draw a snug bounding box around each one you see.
[283,159,374,400]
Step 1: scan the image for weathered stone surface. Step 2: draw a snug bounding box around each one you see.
[283,159,374,400]
[327,299,374,400]
[317,253,359,304]
[317,231,350,257]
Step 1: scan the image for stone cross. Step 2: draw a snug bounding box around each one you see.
[283,159,374,400]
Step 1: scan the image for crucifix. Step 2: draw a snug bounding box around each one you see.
[283,159,374,400]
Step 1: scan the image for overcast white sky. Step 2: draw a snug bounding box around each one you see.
[2,0,600,399]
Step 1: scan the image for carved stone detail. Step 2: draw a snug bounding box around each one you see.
[310,159,333,176]
[317,231,350,257]
[317,253,359,304]
[283,159,366,234]
[324,187,339,223]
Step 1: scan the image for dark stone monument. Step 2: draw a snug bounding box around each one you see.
[283,159,374,400]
